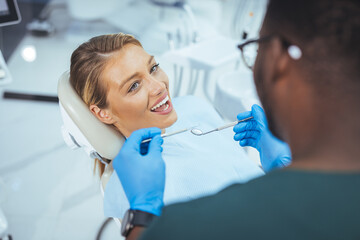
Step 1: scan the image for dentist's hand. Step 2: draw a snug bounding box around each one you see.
[113,127,165,216]
[233,104,291,172]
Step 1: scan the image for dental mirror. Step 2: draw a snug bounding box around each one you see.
[191,116,253,136]
[190,128,203,136]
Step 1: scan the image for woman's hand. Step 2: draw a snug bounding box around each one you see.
[113,127,165,216]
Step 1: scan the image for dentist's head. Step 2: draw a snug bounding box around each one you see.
[253,0,360,162]
[70,33,178,138]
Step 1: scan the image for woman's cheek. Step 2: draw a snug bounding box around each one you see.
[136,88,150,112]
[159,71,170,88]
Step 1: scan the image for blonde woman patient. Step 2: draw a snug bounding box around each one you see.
[70,33,264,219]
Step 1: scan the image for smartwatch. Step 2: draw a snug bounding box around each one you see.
[121,209,157,237]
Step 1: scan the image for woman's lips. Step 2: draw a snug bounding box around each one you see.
[151,92,168,110]
[151,97,173,115]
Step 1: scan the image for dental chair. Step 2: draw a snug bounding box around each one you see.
[57,71,125,225]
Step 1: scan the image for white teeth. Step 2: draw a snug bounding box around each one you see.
[151,95,169,111]
[163,104,169,111]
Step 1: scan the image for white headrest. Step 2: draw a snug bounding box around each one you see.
[57,71,125,160]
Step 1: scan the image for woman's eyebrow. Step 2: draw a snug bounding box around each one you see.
[148,55,154,65]
[119,72,140,91]
[118,56,155,91]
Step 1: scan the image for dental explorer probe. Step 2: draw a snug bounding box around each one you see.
[141,128,190,144]
[191,116,254,136]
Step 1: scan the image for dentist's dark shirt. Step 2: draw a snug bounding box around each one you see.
[140,169,360,240]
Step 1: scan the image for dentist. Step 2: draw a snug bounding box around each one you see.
[113,0,360,239]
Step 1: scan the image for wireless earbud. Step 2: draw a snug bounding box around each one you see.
[288,45,302,60]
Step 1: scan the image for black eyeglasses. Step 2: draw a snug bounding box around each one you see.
[237,35,292,70]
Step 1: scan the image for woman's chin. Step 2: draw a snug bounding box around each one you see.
[166,109,178,126]
[157,111,178,130]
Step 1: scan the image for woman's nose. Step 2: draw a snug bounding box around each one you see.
[148,77,165,96]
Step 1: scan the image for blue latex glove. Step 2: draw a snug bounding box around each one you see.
[233,104,291,172]
[113,127,165,216]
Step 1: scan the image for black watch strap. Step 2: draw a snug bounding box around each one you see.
[121,209,157,237]
[132,210,157,227]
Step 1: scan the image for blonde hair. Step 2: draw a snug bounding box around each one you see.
[70,33,142,176]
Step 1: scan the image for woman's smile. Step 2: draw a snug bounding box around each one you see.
[150,92,174,115]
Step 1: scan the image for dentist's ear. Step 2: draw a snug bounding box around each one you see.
[90,104,115,124]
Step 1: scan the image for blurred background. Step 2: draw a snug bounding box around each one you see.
[0,0,267,239]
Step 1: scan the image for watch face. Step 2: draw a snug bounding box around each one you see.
[121,210,134,236]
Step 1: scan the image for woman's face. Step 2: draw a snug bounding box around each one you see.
[92,44,177,137]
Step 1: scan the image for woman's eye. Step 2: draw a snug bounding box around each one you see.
[128,82,140,92]
[150,63,160,74]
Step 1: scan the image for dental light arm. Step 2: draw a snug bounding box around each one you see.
[57,71,126,163]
